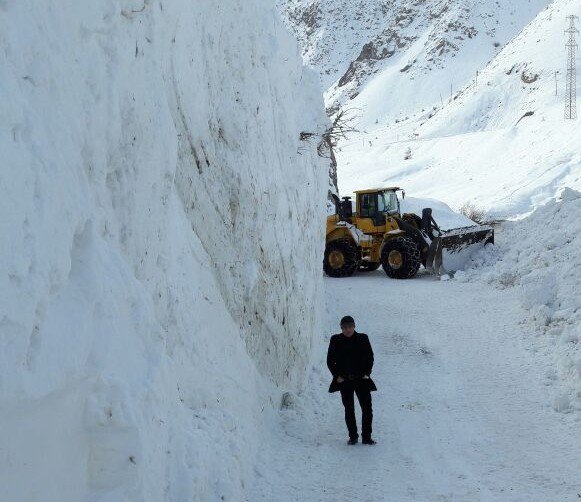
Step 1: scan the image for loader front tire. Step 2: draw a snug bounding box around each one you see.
[324,239,359,278]
[381,236,421,279]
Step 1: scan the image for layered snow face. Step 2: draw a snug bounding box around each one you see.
[0,1,327,500]
[168,4,328,387]
[458,189,581,412]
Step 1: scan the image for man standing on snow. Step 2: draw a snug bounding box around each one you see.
[327,315,377,445]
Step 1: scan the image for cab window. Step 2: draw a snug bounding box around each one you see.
[379,191,398,213]
[360,194,377,218]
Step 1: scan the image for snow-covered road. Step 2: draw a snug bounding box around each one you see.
[249,272,581,501]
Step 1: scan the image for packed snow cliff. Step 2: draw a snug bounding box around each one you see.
[0,1,328,500]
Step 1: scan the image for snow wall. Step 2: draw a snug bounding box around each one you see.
[0,1,328,500]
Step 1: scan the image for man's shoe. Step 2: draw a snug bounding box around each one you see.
[347,437,358,445]
[362,438,376,445]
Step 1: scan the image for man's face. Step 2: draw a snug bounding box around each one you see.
[341,323,355,337]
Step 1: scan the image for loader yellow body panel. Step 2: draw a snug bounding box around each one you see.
[326,203,401,265]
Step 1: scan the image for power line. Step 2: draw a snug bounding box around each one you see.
[564,15,578,119]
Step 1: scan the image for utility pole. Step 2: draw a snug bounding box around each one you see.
[564,15,578,119]
[475,71,479,88]
[555,71,559,96]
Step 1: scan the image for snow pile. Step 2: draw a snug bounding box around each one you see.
[401,196,475,230]
[0,1,327,500]
[457,188,581,412]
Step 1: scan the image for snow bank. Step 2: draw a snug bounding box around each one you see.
[457,188,581,412]
[0,0,328,500]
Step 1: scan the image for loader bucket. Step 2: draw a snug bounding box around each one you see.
[426,226,494,275]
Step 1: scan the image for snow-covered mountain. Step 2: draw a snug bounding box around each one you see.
[0,1,327,500]
[281,0,581,218]
[335,0,581,217]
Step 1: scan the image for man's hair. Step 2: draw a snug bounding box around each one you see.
[340,315,355,327]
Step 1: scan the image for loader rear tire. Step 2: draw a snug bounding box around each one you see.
[324,239,359,278]
[381,236,421,279]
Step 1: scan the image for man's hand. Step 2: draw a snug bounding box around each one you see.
[336,376,345,383]
[362,375,370,379]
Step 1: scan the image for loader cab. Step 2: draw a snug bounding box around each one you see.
[355,188,401,232]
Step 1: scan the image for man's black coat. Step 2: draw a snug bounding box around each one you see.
[326,331,377,393]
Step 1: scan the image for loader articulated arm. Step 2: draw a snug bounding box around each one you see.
[421,208,441,239]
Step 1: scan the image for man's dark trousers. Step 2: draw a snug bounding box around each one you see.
[340,379,372,440]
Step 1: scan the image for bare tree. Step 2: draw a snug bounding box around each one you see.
[317,109,358,156]
[300,108,358,157]
[459,201,488,224]
[300,108,359,194]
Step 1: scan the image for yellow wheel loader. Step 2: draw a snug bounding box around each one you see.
[324,187,494,279]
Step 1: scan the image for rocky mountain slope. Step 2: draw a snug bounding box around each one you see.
[279,0,550,117]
